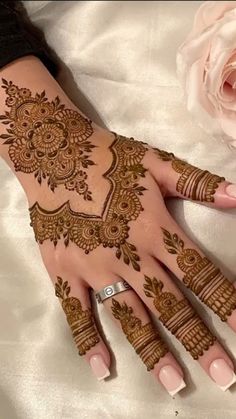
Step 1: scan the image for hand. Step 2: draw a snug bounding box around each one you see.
[2,57,236,397]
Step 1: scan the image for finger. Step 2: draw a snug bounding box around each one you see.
[94,278,186,397]
[148,147,236,208]
[122,256,236,392]
[53,275,111,381]
[156,217,236,334]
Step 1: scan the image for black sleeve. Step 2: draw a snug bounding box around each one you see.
[0,1,59,77]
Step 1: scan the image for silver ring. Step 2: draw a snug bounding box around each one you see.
[96,280,131,303]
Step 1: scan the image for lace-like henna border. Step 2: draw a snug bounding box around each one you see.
[29,134,148,271]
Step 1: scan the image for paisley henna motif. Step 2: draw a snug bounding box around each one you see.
[0,79,95,200]
[143,275,216,359]
[111,298,168,370]
[162,229,236,321]
[155,149,224,202]
[55,277,99,355]
[29,134,148,271]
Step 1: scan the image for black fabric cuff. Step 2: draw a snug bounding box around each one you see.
[0,1,59,77]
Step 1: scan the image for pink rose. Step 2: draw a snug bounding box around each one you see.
[177,1,236,146]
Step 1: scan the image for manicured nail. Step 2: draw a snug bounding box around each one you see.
[90,354,110,381]
[158,365,186,397]
[225,184,236,198]
[209,359,236,391]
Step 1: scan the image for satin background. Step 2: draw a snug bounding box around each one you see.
[1,1,236,418]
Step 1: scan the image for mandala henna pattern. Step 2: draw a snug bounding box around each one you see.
[155,149,224,202]
[111,298,168,370]
[0,79,95,200]
[162,229,236,321]
[143,276,216,359]
[29,134,148,271]
[55,277,100,355]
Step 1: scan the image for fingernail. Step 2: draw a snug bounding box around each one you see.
[209,359,236,391]
[90,354,110,381]
[158,365,186,397]
[225,184,236,198]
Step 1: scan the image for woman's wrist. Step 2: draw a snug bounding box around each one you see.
[0,55,109,208]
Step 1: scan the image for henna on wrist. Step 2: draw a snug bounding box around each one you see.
[0,79,95,200]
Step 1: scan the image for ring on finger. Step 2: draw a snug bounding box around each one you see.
[96,280,131,303]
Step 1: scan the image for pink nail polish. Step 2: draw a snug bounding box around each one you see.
[209,359,236,391]
[90,354,110,381]
[225,184,236,198]
[158,365,186,397]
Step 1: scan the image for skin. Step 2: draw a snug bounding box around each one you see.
[1,56,236,394]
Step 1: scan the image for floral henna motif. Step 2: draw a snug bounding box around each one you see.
[143,276,216,359]
[155,149,224,202]
[55,277,100,355]
[0,79,95,200]
[29,134,148,271]
[162,229,236,321]
[111,298,168,370]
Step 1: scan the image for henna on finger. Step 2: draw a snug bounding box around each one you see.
[143,276,216,359]
[162,229,236,321]
[155,149,224,202]
[55,277,100,355]
[111,298,168,370]
[29,134,149,271]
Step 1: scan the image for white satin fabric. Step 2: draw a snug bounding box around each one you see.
[1,1,236,418]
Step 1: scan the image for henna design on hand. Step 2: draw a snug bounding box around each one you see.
[143,276,216,359]
[0,79,95,200]
[155,149,224,202]
[162,229,236,321]
[29,134,148,271]
[111,298,168,370]
[55,277,100,355]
